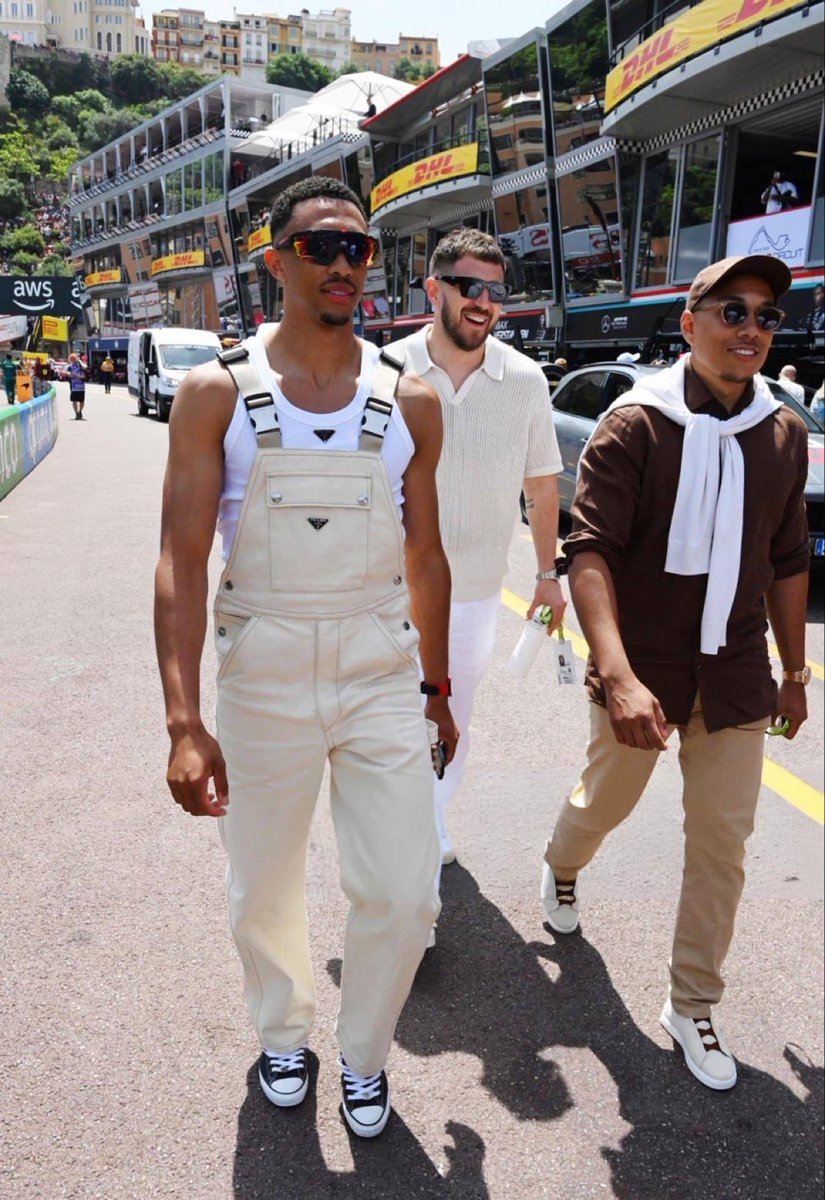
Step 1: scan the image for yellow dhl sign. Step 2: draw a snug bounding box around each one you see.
[85,268,122,287]
[371,143,479,214]
[606,0,807,111]
[248,226,272,253]
[41,316,70,341]
[151,250,206,276]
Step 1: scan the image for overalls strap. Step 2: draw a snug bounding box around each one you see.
[218,344,282,448]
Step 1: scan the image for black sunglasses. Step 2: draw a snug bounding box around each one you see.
[436,275,511,304]
[274,229,378,268]
[693,299,785,332]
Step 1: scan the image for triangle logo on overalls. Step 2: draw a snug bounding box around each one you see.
[308,517,329,530]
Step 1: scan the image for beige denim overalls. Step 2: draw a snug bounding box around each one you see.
[214,344,440,1076]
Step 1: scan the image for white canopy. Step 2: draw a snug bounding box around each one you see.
[239,72,414,160]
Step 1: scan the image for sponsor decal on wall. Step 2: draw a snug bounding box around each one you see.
[85,269,123,288]
[0,389,58,501]
[150,250,206,276]
[725,205,812,266]
[606,0,808,111]
[371,143,480,214]
[248,227,273,253]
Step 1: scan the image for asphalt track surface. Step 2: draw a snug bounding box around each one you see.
[3,383,823,1199]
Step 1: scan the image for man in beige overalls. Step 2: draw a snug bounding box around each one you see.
[155,177,457,1139]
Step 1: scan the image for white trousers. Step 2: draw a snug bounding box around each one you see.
[434,593,500,850]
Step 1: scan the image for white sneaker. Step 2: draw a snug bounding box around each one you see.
[541,862,579,934]
[660,999,737,1090]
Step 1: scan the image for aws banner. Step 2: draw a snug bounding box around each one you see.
[0,387,58,502]
[371,143,479,214]
[606,0,807,111]
[0,276,88,319]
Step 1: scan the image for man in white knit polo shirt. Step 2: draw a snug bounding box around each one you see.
[396,228,566,875]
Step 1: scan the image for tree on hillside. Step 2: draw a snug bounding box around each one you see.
[110,55,162,105]
[6,69,51,118]
[0,224,46,257]
[17,50,108,98]
[0,177,27,221]
[160,63,209,101]
[336,61,365,76]
[78,107,145,152]
[0,127,40,181]
[266,53,334,92]
[75,88,110,113]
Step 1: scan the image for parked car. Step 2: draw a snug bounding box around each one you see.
[547,362,824,562]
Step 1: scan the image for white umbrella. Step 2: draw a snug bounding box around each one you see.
[315,72,414,116]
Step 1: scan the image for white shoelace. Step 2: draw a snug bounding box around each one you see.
[265,1048,305,1073]
[341,1062,383,1101]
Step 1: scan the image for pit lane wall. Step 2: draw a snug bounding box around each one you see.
[0,389,59,502]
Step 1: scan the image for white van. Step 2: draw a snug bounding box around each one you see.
[128,328,221,421]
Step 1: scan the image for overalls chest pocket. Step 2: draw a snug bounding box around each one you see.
[266,471,372,591]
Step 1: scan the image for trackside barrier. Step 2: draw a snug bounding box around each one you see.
[0,388,59,502]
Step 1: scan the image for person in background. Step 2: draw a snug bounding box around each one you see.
[394,228,566,887]
[100,354,116,395]
[68,354,86,420]
[760,170,799,214]
[778,364,805,404]
[541,254,810,1092]
[2,351,17,405]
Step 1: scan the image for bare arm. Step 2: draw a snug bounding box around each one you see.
[397,373,459,763]
[570,551,669,751]
[523,472,567,633]
[154,361,235,815]
[766,571,809,739]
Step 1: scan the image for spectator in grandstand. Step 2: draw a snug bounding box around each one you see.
[760,170,799,214]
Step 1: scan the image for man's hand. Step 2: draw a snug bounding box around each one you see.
[425,696,460,766]
[527,578,567,635]
[604,676,670,751]
[773,681,808,740]
[166,727,229,817]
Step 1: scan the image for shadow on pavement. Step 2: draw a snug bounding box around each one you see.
[396,866,823,1200]
[232,1051,490,1199]
[234,865,822,1198]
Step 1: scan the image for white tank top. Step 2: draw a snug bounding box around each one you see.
[217,331,414,561]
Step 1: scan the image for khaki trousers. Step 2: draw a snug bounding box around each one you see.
[545,699,768,1016]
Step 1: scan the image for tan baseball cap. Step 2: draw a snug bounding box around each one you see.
[686,254,792,311]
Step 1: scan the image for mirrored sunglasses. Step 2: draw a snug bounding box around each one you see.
[274,229,378,267]
[694,299,785,332]
[436,275,512,304]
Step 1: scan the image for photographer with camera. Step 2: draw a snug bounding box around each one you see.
[761,170,799,214]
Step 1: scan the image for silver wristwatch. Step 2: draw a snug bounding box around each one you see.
[536,569,560,582]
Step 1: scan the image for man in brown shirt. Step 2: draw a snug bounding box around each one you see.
[541,254,811,1092]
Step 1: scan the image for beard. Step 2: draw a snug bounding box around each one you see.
[320,311,352,327]
[441,301,494,351]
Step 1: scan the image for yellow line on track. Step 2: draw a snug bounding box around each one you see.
[501,587,824,825]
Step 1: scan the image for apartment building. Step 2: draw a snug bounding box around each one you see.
[0,0,148,54]
[350,33,439,78]
[299,5,350,72]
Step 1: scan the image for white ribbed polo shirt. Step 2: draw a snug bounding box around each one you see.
[397,327,562,601]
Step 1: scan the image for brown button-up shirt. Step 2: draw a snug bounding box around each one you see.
[563,362,811,731]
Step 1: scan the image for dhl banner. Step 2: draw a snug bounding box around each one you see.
[248,226,272,253]
[150,250,206,276]
[606,0,807,111]
[85,268,122,288]
[371,143,479,214]
[41,316,70,342]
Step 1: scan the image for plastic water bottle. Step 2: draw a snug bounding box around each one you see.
[507,606,553,678]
